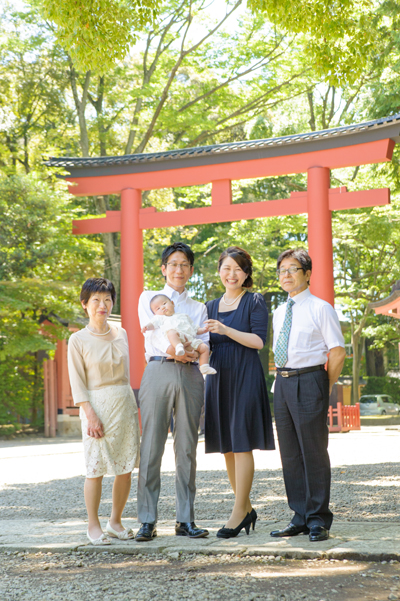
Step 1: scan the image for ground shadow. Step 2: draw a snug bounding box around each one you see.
[1,463,399,523]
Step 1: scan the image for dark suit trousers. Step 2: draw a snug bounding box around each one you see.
[274,368,333,530]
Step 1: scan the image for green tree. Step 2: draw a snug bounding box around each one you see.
[248,0,385,86]
[333,198,400,403]
[33,0,158,73]
[0,7,73,174]
[0,174,103,424]
[33,0,384,85]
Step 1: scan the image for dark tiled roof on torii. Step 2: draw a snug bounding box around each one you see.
[46,113,400,178]
[369,290,400,309]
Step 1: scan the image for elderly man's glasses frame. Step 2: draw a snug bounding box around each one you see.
[276,267,305,277]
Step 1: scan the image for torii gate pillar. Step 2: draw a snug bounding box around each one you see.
[307,166,334,306]
[120,188,145,388]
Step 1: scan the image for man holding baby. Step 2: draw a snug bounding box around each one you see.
[136,242,209,541]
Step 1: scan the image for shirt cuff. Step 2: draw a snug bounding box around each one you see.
[73,391,90,406]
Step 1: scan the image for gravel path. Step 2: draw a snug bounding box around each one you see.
[0,427,399,524]
[1,463,399,523]
[1,550,399,601]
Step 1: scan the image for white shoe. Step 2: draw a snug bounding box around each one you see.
[106,521,134,540]
[86,530,112,546]
[175,343,185,356]
[200,364,217,375]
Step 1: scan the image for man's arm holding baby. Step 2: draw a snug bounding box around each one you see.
[168,305,209,363]
[165,312,208,362]
[165,341,198,363]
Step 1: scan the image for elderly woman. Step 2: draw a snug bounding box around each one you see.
[68,277,140,545]
[205,247,275,538]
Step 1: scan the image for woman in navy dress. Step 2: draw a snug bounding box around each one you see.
[205,246,275,538]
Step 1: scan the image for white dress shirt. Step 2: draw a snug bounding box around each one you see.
[138,283,209,362]
[272,288,344,369]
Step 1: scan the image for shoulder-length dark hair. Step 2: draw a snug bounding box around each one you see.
[218,246,253,288]
[80,278,116,315]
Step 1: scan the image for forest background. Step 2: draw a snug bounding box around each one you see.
[1,0,400,429]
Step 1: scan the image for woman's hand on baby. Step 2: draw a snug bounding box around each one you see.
[204,319,228,336]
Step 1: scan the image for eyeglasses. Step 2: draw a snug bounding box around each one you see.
[166,262,192,270]
[276,267,304,277]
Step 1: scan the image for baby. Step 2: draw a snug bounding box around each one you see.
[141,294,216,375]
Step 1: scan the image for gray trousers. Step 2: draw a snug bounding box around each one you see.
[274,368,333,530]
[137,360,204,524]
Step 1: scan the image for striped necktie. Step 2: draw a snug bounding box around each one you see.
[274,298,295,368]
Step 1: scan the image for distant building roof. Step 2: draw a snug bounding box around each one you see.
[46,113,400,179]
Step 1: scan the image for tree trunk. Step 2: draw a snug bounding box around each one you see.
[68,64,91,157]
[31,353,39,426]
[23,132,30,174]
[365,338,385,377]
[351,316,367,405]
[352,327,362,405]
[383,348,389,374]
[95,195,121,313]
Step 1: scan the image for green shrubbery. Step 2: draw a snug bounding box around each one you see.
[0,355,44,429]
[362,376,400,404]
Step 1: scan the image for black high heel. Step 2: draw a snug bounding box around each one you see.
[217,513,252,539]
[250,508,257,531]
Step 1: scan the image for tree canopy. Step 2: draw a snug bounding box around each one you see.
[32,0,386,85]
[33,0,158,73]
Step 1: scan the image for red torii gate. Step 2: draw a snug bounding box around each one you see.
[47,114,400,392]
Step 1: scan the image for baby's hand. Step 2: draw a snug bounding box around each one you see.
[141,323,155,333]
[197,325,209,335]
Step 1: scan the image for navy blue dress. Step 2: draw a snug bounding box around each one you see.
[205,292,275,454]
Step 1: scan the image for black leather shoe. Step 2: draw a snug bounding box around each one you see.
[309,526,329,542]
[135,523,157,541]
[270,523,310,537]
[175,522,209,538]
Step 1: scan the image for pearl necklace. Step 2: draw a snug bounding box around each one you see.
[222,290,245,306]
[86,325,111,336]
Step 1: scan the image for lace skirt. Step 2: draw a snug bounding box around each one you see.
[80,384,140,478]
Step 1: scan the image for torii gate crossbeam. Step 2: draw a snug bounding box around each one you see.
[47,114,400,391]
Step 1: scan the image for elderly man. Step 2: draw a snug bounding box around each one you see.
[271,248,345,542]
[136,242,209,541]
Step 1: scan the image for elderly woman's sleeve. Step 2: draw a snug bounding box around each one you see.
[249,293,269,347]
[67,334,90,406]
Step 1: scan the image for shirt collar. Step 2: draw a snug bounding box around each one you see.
[163,283,189,303]
[289,287,311,305]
